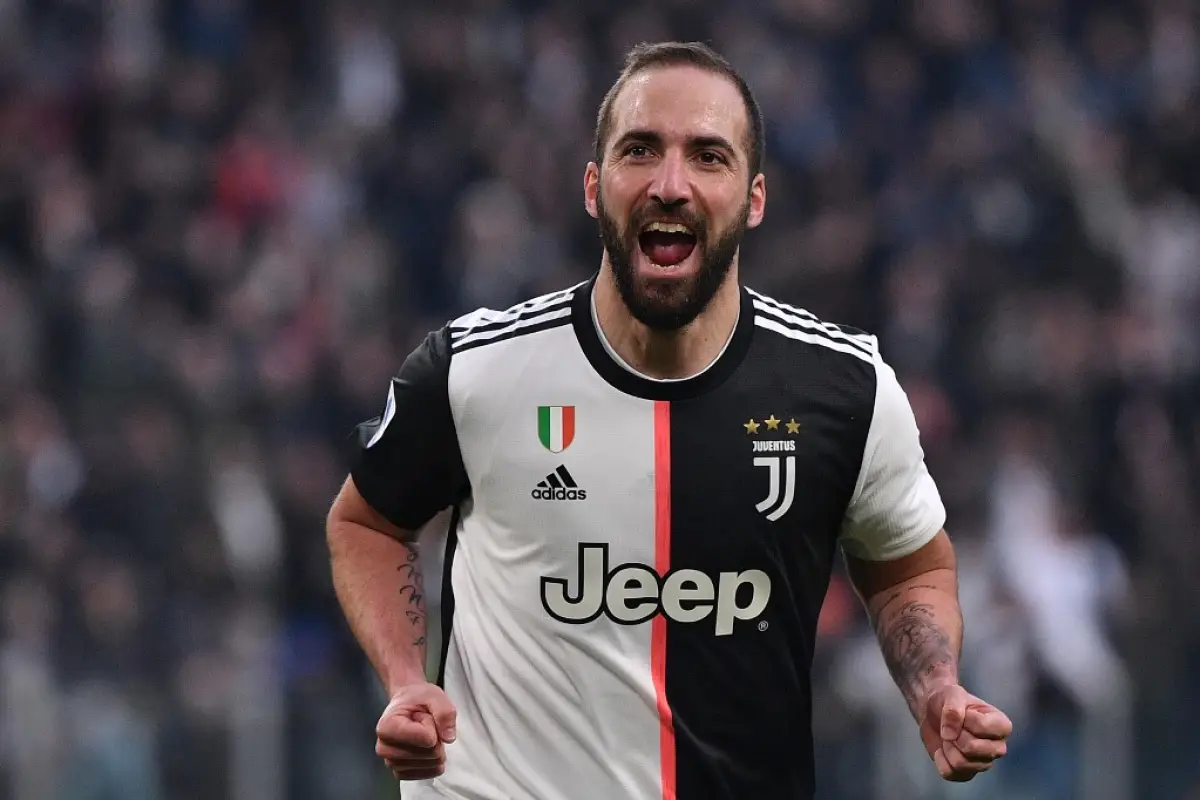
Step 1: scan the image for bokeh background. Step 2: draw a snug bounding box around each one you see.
[1,0,1197,798]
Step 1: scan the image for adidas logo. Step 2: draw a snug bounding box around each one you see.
[531,465,587,501]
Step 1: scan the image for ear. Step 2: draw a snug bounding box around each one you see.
[746,172,766,229]
[584,162,600,219]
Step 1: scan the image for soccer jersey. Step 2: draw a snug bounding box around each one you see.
[351,275,945,800]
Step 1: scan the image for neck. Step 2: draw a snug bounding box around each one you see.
[594,260,742,380]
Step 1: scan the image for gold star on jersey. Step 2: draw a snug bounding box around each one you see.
[746,415,800,436]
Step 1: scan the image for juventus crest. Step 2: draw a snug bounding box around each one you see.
[745,414,801,521]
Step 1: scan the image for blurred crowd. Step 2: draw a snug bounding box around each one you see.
[0,0,1197,798]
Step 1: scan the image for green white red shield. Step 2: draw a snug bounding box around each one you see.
[538,406,575,453]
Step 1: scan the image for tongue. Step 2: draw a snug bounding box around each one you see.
[640,231,696,267]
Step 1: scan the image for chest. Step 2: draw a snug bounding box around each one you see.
[452,365,868,575]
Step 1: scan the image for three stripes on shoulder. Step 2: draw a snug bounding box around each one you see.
[747,289,877,364]
[450,285,579,353]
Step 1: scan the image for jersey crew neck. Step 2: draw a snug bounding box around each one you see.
[590,286,740,384]
[572,275,756,401]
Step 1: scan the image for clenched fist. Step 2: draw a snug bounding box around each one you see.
[375,683,458,782]
[920,684,1012,782]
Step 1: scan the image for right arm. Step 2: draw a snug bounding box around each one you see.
[330,325,468,693]
[327,477,428,693]
[329,325,469,779]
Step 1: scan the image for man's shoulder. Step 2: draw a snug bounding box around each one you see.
[744,286,879,366]
[445,282,585,356]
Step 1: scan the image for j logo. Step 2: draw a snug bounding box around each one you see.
[754,456,795,521]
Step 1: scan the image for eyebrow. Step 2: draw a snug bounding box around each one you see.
[614,129,739,159]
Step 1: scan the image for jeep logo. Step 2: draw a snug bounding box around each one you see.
[540,543,771,636]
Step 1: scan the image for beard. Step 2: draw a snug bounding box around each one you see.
[597,190,750,331]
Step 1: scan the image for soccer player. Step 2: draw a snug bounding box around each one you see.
[327,41,1012,799]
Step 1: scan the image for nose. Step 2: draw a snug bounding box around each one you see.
[648,151,692,208]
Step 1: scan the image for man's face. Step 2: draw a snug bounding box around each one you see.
[586,65,766,331]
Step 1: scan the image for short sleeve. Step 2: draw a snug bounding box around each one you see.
[839,352,946,561]
[350,326,469,531]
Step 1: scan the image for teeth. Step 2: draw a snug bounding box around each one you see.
[643,222,693,235]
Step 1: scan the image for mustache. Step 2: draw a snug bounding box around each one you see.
[628,202,706,238]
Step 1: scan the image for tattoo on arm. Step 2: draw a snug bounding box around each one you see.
[874,585,941,617]
[397,546,426,649]
[875,600,956,715]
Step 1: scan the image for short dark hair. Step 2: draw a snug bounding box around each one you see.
[593,41,766,177]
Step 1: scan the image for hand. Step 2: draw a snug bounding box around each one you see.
[919,684,1012,782]
[375,683,457,782]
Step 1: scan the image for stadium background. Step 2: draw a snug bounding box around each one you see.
[0,0,1197,798]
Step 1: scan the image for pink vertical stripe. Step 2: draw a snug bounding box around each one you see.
[651,400,676,799]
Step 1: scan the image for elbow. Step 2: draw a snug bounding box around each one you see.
[326,475,365,543]
[326,475,414,548]
[326,500,348,556]
[326,479,357,553]
[846,529,957,601]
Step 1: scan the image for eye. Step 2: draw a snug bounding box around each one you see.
[697,151,725,166]
[625,144,651,158]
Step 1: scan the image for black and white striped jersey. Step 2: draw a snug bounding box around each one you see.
[351,275,945,800]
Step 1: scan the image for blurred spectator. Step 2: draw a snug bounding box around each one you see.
[0,0,1197,798]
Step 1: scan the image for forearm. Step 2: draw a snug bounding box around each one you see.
[329,519,429,694]
[867,569,962,720]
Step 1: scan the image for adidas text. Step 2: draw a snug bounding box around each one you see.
[532,486,587,501]
[532,465,586,501]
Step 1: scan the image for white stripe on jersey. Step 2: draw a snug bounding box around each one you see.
[365,381,397,449]
[747,290,876,352]
[754,315,875,364]
[424,340,664,800]
[751,300,874,355]
[450,284,584,337]
[451,306,574,350]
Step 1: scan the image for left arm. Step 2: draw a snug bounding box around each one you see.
[839,350,1010,781]
[846,532,1010,781]
[845,529,961,722]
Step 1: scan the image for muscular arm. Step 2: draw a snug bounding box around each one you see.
[845,530,962,720]
[327,476,429,693]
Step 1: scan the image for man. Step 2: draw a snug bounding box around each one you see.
[327,41,1012,799]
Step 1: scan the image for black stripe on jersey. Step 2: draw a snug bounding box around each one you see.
[449,292,576,340]
[555,465,577,488]
[748,295,874,356]
[545,473,563,489]
[451,311,574,354]
[434,506,460,688]
[662,342,875,799]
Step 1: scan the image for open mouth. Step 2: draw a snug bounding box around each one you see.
[637,221,697,267]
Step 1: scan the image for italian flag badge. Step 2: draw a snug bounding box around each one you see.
[538,406,576,453]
